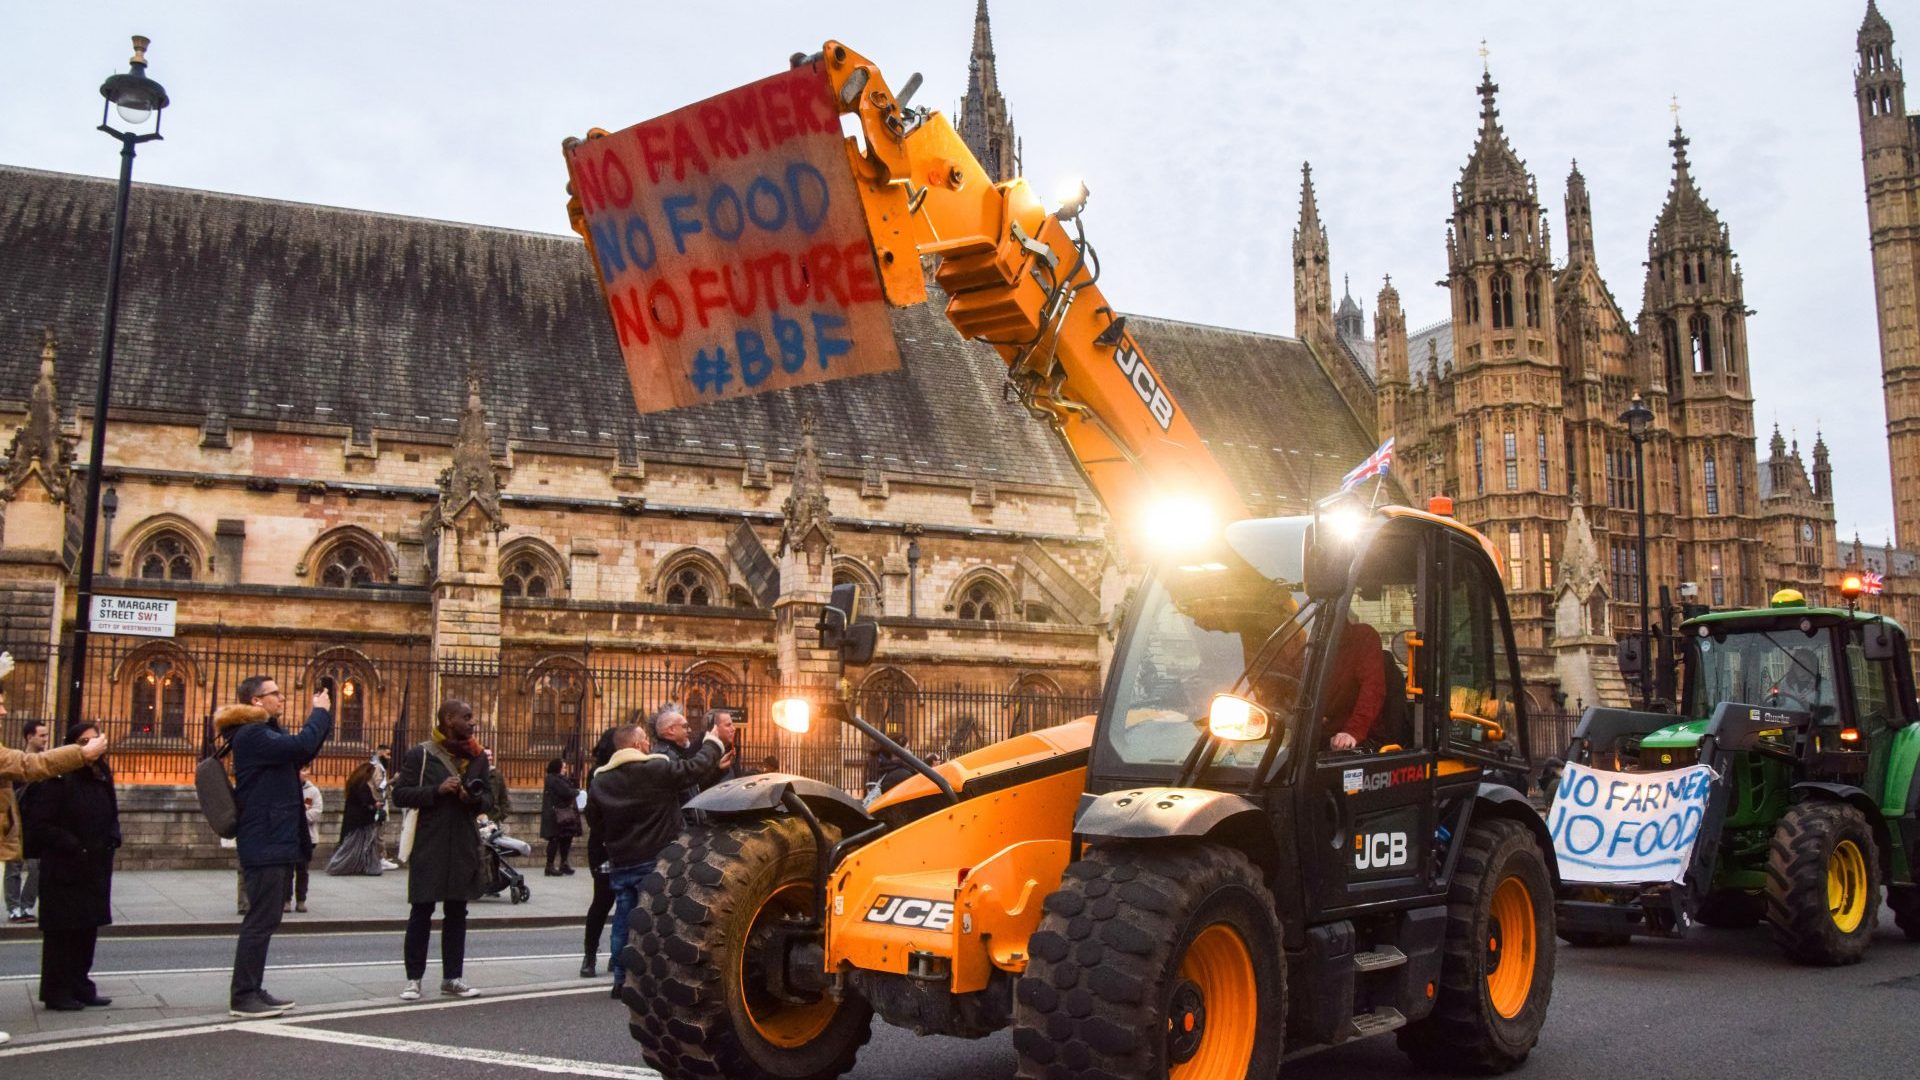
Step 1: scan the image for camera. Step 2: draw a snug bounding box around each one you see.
[464,776,489,800]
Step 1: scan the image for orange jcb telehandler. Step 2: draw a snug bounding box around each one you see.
[565,41,1558,1080]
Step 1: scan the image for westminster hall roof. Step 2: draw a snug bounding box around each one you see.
[0,164,1381,512]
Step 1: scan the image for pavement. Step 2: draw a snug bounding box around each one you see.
[1,864,593,941]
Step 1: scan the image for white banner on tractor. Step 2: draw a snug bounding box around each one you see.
[1546,761,1715,885]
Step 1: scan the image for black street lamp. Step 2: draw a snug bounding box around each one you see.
[67,37,168,732]
[905,534,922,618]
[1619,391,1655,710]
[100,485,119,574]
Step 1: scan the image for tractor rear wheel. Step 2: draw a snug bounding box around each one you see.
[1013,843,1284,1080]
[1694,889,1765,929]
[1398,817,1554,1075]
[622,816,873,1079]
[1765,801,1880,966]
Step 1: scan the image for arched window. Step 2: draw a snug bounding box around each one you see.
[1499,210,1511,241]
[832,557,884,617]
[1721,312,1739,373]
[1683,259,1693,285]
[309,653,375,744]
[1491,272,1515,329]
[503,555,549,597]
[858,668,918,746]
[135,530,198,582]
[1462,280,1481,325]
[1690,314,1713,374]
[1007,673,1071,738]
[1695,255,1708,284]
[1662,317,1683,384]
[1523,273,1541,329]
[1704,451,1720,516]
[128,652,190,740]
[499,539,566,600]
[680,663,739,734]
[663,564,717,606]
[952,572,1011,621]
[529,660,588,743]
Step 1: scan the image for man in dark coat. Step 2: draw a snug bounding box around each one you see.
[220,675,332,1019]
[588,716,733,995]
[391,698,493,1001]
[21,722,119,1011]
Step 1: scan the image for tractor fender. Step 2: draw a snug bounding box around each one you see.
[685,771,873,832]
[1792,781,1894,870]
[1472,783,1561,885]
[1074,787,1279,878]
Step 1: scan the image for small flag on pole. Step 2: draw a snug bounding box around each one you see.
[1340,437,1394,492]
[1863,569,1885,596]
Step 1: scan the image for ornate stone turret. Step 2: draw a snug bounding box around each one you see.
[430,361,505,667]
[1553,489,1629,708]
[3,329,75,503]
[1293,162,1333,346]
[438,363,504,535]
[779,414,834,559]
[957,0,1021,183]
[775,413,840,694]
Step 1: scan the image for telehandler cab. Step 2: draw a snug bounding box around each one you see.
[563,40,1559,1080]
[1547,588,1920,965]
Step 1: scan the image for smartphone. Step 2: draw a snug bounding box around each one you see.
[319,675,337,700]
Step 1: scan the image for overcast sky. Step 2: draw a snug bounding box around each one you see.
[4,1,1905,543]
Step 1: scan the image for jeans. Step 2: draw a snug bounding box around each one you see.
[230,864,293,1001]
[584,862,613,958]
[5,858,37,914]
[607,862,653,987]
[404,900,469,981]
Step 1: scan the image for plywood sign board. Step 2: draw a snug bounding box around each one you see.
[565,66,902,413]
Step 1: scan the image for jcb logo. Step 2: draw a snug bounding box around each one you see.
[1353,832,1409,870]
[1112,341,1175,432]
[865,895,954,931]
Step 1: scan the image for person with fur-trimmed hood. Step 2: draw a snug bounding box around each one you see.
[586,714,735,996]
[219,674,332,1019]
[0,653,107,1046]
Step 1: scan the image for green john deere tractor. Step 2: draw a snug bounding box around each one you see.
[1546,590,1920,965]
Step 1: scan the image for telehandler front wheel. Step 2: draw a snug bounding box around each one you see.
[1013,843,1283,1080]
[1766,801,1879,965]
[622,816,873,1079]
[1398,817,1554,1075]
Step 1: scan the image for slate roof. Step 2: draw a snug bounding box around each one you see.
[0,165,1379,509]
[1407,318,1453,379]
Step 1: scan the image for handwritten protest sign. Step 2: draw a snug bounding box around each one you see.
[1546,761,1715,884]
[565,65,902,413]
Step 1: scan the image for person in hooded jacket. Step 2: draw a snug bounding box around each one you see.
[0,652,107,1046]
[22,722,119,1011]
[587,715,733,996]
[220,675,332,1019]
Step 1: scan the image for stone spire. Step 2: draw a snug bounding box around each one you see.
[1335,274,1364,338]
[1559,486,1604,599]
[1375,276,1408,384]
[1564,160,1596,266]
[1812,429,1833,501]
[780,412,834,556]
[437,359,503,529]
[1459,68,1530,197]
[957,0,1021,182]
[3,329,75,501]
[1293,162,1333,344]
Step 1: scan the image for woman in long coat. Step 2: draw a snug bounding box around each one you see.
[538,758,579,877]
[389,699,493,999]
[23,722,119,1010]
[326,761,385,876]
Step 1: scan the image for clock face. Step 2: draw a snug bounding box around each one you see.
[1801,523,1814,543]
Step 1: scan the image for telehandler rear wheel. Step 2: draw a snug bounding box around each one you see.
[1013,843,1283,1080]
[1398,817,1554,1075]
[1765,801,1879,965]
[622,816,873,1079]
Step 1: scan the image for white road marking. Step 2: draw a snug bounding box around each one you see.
[0,982,606,1057]
[0,953,578,982]
[244,1024,660,1078]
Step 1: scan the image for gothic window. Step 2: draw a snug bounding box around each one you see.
[1483,211,1495,243]
[502,555,551,598]
[955,574,1010,621]
[1710,548,1725,607]
[1524,273,1541,328]
[1503,431,1518,491]
[1662,318,1683,385]
[129,654,189,739]
[1474,433,1485,495]
[1690,314,1713,374]
[1462,280,1481,325]
[1508,525,1525,591]
[320,540,380,588]
[664,564,718,606]
[1734,457,1746,514]
[310,655,372,744]
[530,661,587,742]
[680,665,737,730]
[1722,312,1739,373]
[135,531,197,582]
[1683,259,1692,285]
[1541,534,1554,590]
[1704,452,1720,516]
[1537,431,1549,491]
[1499,211,1511,240]
[859,667,918,745]
[1491,273,1515,329]
[1695,255,1708,284]
[1008,673,1070,738]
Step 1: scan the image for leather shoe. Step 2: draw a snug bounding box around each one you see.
[580,956,597,978]
[544,868,561,877]
[560,865,576,875]
[78,995,112,1008]
[42,999,85,1012]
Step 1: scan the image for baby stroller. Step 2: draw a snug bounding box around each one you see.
[478,820,532,904]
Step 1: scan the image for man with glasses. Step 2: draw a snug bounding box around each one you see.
[218,674,332,1019]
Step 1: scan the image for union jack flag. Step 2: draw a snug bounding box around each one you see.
[1340,438,1394,492]
[1864,569,1886,596]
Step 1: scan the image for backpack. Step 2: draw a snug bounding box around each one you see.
[195,740,239,840]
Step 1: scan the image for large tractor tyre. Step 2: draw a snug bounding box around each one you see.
[1398,818,1555,1075]
[1694,889,1765,930]
[1013,843,1284,1080]
[622,816,874,1079]
[1765,801,1880,966]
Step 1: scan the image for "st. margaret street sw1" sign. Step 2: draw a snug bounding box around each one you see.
[90,595,178,639]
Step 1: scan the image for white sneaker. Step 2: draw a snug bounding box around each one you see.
[0,1030,10,1045]
[399,980,421,1002]
[440,978,480,998]
[380,859,399,870]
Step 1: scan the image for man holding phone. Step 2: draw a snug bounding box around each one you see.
[218,675,332,1019]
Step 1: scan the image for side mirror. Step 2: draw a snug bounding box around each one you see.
[1863,621,1900,662]
[818,582,878,665]
[1615,636,1644,679]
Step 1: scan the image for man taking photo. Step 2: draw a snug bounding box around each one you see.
[219,675,332,1019]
